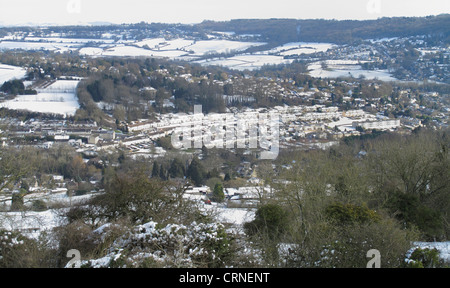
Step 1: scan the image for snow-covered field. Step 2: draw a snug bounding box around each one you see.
[203,204,255,226]
[79,38,263,60]
[0,210,62,239]
[308,60,398,81]
[0,41,82,53]
[135,38,194,51]
[193,42,335,71]
[0,36,399,78]
[101,45,189,58]
[0,35,118,54]
[78,47,105,57]
[269,42,335,56]
[0,190,97,239]
[187,39,263,56]
[1,80,80,116]
[0,63,27,85]
[23,37,115,45]
[195,53,294,71]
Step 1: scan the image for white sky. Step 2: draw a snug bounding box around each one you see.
[0,0,449,26]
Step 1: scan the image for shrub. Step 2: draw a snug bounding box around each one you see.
[80,221,234,268]
[244,204,289,241]
[0,230,52,268]
[316,218,417,268]
[386,192,444,240]
[31,199,48,211]
[405,247,442,268]
[325,202,381,225]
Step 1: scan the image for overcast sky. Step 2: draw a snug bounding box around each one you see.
[0,0,449,26]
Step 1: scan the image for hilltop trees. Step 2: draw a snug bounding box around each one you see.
[199,15,450,45]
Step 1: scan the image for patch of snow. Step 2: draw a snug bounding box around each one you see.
[308,60,398,81]
[408,241,450,263]
[1,79,80,116]
[0,63,27,85]
[188,40,264,56]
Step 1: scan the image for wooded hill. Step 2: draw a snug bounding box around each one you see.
[198,14,450,45]
[1,14,448,46]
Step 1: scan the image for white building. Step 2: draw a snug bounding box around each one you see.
[353,119,400,130]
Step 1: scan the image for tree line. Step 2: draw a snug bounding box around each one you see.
[199,14,450,45]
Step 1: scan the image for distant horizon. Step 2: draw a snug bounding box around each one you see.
[0,0,448,27]
[1,13,449,28]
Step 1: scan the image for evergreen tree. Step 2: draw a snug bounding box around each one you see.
[151,161,159,178]
[169,158,185,179]
[186,156,205,186]
[159,164,167,180]
[1,80,25,95]
[212,183,225,203]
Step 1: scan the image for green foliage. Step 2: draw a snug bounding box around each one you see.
[317,217,416,268]
[168,158,185,179]
[10,189,27,211]
[244,204,289,241]
[212,183,225,203]
[1,80,36,95]
[386,192,444,240]
[1,80,24,95]
[325,202,381,225]
[156,136,173,150]
[86,80,104,102]
[151,161,160,178]
[367,129,450,240]
[406,247,442,268]
[93,172,172,223]
[31,199,48,212]
[186,157,205,186]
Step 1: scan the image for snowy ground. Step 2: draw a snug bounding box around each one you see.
[0,36,399,78]
[79,38,263,60]
[203,204,255,226]
[195,53,294,71]
[1,188,449,266]
[0,188,97,239]
[1,79,80,116]
[0,64,27,85]
[308,60,398,81]
[0,41,82,53]
[194,42,335,71]
[269,42,335,55]
[100,45,189,58]
[0,210,63,239]
[187,39,263,56]
[408,242,450,263]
